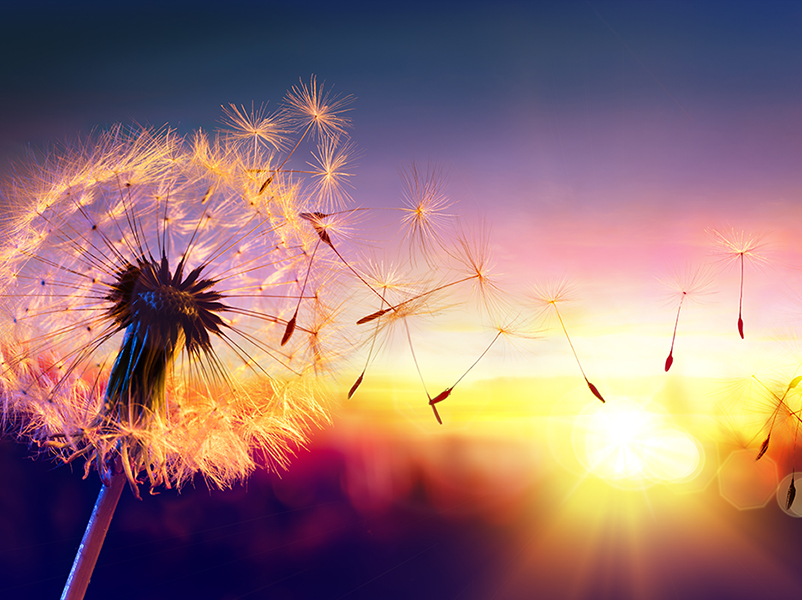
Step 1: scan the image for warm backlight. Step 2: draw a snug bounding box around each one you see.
[574,397,703,488]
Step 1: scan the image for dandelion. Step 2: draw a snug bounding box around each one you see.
[532,279,605,403]
[0,79,353,599]
[660,264,714,372]
[709,228,767,339]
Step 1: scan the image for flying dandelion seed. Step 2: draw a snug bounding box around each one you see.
[0,79,356,599]
[345,259,414,400]
[282,75,354,141]
[352,224,507,418]
[398,161,453,264]
[532,280,605,403]
[788,414,801,511]
[660,264,714,372]
[725,366,802,514]
[427,319,534,424]
[754,374,802,509]
[709,228,767,339]
[355,226,500,326]
[281,158,454,335]
[752,374,802,461]
[307,137,358,212]
[221,102,290,159]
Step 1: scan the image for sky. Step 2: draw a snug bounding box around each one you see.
[2,1,802,599]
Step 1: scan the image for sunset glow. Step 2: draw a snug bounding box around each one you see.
[2,2,802,599]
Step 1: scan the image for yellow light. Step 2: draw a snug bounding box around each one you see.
[573,397,703,489]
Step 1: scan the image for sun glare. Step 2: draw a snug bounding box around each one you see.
[575,398,703,488]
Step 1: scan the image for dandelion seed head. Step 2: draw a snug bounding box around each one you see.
[0,90,350,493]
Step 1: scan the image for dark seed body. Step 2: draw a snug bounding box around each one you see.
[756,435,770,460]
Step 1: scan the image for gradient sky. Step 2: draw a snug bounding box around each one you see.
[2,2,802,599]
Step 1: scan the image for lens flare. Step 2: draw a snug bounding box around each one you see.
[573,397,703,488]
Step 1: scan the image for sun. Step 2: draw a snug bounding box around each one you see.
[574,397,703,489]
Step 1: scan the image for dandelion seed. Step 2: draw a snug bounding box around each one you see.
[253,76,353,198]
[354,228,499,327]
[533,280,605,403]
[297,210,396,316]
[428,386,451,424]
[345,260,406,400]
[347,372,364,400]
[756,434,771,460]
[709,229,767,339]
[660,265,714,372]
[422,316,536,424]
[425,326,505,424]
[283,75,354,141]
[280,231,324,347]
[748,374,802,469]
[258,175,274,196]
[221,102,289,157]
[307,137,357,212]
[349,226,508,418]
[398,161,453,263]
[788,475,797,510]
[356,307,391,325]
[300,211,334,247]
[281,313,298,346]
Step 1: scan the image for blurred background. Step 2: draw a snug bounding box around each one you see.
[3,1,802,598]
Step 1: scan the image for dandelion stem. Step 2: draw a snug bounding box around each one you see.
[282,238,321,345]
[552,303,605,403]
[665,293,685,372]
[258,121,315,194]
[451,330,502,391]
[751,375,802,427]
[738,253,745,339]
[426,331,504,422]
[791,422,800,510]
[61,470,126,600]
[356,275,476,325]
[348,290,389,399]
[401,319,442,423]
